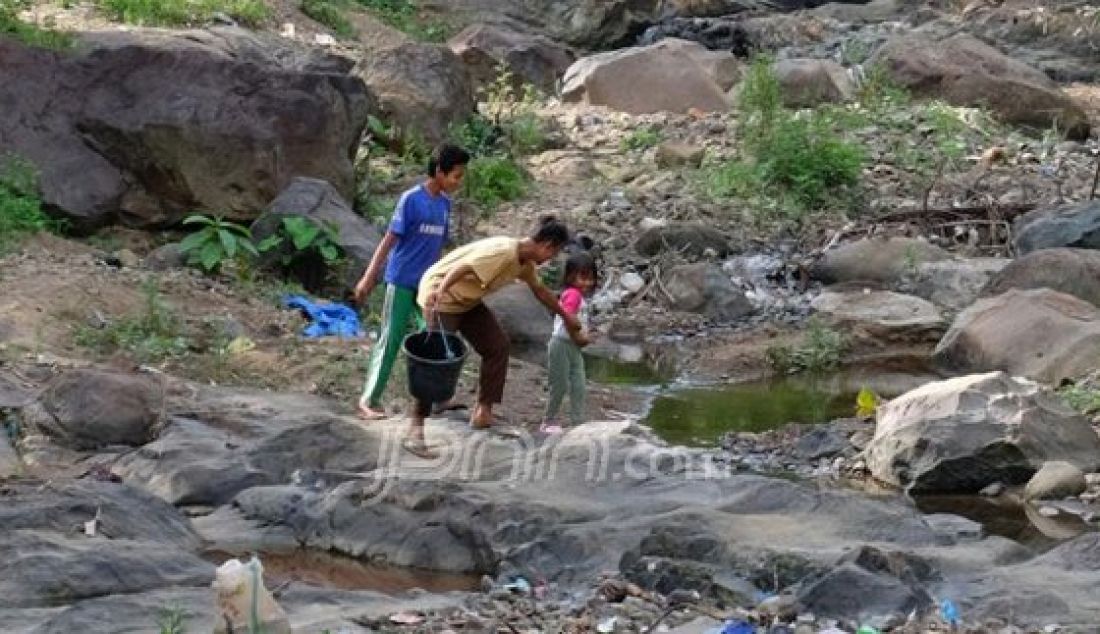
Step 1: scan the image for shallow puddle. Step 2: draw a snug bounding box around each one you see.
[643,362,943,447]
[204,550,481,594]
[583,342,676,385]
[915,495,1095,550]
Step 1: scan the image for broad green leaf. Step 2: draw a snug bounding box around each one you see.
[217,228,237,258]
[182,214,212,226]
[256,235,283,252]
[178,231,210,254]
[239,239,260,257]
[199,241,222,272]
[319,244,339,262]
[224,220,253,237]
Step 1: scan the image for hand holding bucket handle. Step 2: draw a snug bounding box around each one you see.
[435,310,455,360]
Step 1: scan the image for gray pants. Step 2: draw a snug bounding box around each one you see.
[545,336,586,425]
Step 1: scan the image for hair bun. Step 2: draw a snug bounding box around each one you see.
[538,214,558,227]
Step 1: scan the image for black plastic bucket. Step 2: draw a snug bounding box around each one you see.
[402,330,468,403]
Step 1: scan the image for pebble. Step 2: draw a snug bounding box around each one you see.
[980,482,1005,497]
[1039,505,1060,517]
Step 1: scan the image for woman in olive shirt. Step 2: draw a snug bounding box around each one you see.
[406,217,580,456]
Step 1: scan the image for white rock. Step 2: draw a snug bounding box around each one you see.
[314,34,336,46]
[620,271,646,294]
[1039,505,1060,517]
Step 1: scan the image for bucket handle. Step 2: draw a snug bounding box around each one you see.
[435,311,456,360]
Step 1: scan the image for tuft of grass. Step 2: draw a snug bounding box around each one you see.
[156,606,187,634]
[353,0,449,42]
[1,0,74,49]
[0,154,66,254]
[1058,382,1100,417]
[766,318,847,374]
[73,278,191,363]
[97,0,270,27]
[463,155,527,209]
[620,126,662,152]
[300,0,355,37]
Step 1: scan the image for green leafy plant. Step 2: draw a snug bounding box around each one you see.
[97,0,269,27]
[480,64,546,156]
[260,216,343,267]
[766,318,847,374]
[1,0,73,48]
[708,57,865,216]
[300,0,354,36]
[0,154,66,253]
[450,114,501,158]
[74,279,191,362]
[620,126,663,151]
[178,214,260,273]
[463,155,527,209]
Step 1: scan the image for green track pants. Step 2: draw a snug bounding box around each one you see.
[361,284,425,408]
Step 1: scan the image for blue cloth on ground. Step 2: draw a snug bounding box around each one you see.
[283,295,363,338]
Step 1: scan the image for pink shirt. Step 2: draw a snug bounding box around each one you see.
[552,287,588,340]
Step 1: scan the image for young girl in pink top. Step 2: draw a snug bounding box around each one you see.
[541,252,597,433]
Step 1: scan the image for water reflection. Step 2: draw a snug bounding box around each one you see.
[915,495,1092,550]
[644,364,942,447]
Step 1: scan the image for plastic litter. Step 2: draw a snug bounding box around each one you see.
[212,556,291,634]
[856,627,881,634]
[282,295,362,338]
[502,576,532,595]
[226,336,255,354]
[716,620,754,634]
[940,599,960,627]
[597,616,618,633]
[389,611,426,625]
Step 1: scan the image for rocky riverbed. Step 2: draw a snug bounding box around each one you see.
[5,0,1100,631]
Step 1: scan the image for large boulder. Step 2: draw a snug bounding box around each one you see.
[982,248,1100,308]
[811,237,950,286]
[562,39,736,114]
[933,288,1100,384]
[24,369,164,451]
[871,33,1089,139]
[1013,201,1100,255]
[358,39,475,144]
[449,24,575,93]
[773,58,854,108]
[0,532,212,609]
[545,0,662,48]
[0,28,370,229]
[483,282,553,350]
[810,290,945,341]
[864,372,1100,493]
[251,178,382,292]
[907,257,1009,311]
[635,223,731,258]
[662,264,754,321]
[0,480,201,548]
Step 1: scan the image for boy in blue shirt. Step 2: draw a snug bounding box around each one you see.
[353,144,470,420]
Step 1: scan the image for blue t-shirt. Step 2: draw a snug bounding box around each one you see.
[383,184,450,290]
